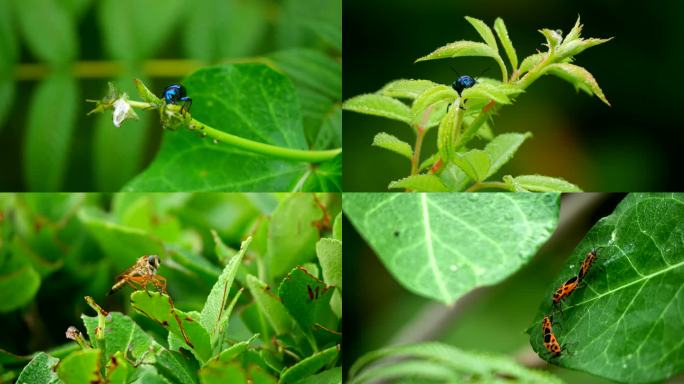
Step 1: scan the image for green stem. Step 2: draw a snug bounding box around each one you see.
[190,119,340,163]
[465,181,513,192]
[410,128,425,176]
[121,99,341,163]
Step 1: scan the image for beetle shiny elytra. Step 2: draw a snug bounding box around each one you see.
[451,75,477,94]
[163,84,192,114]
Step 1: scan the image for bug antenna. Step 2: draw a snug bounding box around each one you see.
[475,68,490,80]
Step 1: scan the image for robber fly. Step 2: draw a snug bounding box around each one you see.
[108,255,167,295]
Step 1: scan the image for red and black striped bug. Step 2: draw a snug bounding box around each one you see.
[542,315,566,358]
[578,247,604,281]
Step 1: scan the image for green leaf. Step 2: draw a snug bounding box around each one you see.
[410,84,456,126]
[245,274,294,335]
[378,79,440,100]
[484,132,532,178]
[518,52,546,74]
[124,64,327,192]
[13,0,77,63]
[349,343,562,384]
[201,236,251,350]
[415,40,499,63]
[276,0,341,52]
[332,213,342,241]
[154,349,198,384]
[16,352,62,384]
[199,360,248,384]
[267,194,322,279]
[342,94,412,125]
[131,291,212,363]
[527,193,684,383]
[106,351,133,384]
[343,193,560,304]
[388,174,448,192]
[0,0,17,128]
[493,17,518,70]
[98,0,186,61]
[465,16,498,51]
[0,265,40,312]
[316,238,342,291]
[23,74,78,191]
[269,49,341,150]
[279,345,340,384]
[57,349,103,383]
[451,149,490,182]
[82,312,160,366]
[294,367,341,384]
[564,16,583,43]
[278,266,335,333]
[440,132,531,191]
[504,174,582,192]
[461,81,516,104]
[300,155,342,192]
[371,132,413,160]
[184,0,266,61]
[539,28,563,50]
[545,63,610,106]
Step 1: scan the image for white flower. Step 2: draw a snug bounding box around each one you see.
[112,94,138,127]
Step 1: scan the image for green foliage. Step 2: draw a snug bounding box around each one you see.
[343,193,560,304]
[527,193,684,383]
[348,343,562,384]
[2,0,341,192]
[3,193,341,383]
[343,15,611,191]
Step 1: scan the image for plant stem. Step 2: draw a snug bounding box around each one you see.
[410,127,425,176]
[118,99,341,163]
[190,119,340,163]
[465,181,514,192]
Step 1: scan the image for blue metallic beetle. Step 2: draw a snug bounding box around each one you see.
[163,84,192,114]
[452,75,477,94]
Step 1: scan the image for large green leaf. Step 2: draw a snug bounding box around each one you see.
[16,352,62,384]
[279,345,340,384]
[344,193,560,304]
[56,349,103,384]
[278,266,335,333]
[23,74,78,191]
[527,193,684,383]
[82,312,160,366]
[245,274,295,335]
[124,64,334,192]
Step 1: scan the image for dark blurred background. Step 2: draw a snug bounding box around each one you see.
[343,0,683,191]
[343,193,630,383]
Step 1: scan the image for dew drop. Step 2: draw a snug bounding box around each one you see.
[212,139,218,144]
[449,265,458,272]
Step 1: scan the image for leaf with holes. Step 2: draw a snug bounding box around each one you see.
[527,193,684,383]
[344,193,560,304]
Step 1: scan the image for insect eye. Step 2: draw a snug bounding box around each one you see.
[148,255,158,266]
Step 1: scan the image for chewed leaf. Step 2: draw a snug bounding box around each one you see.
[131,291,211,363]
[415,40,499,63]
[372,132,413,160]
[57,349,102,383]
[82,312,159,365]
[465,16,498,51]
[378,79,440,100]
[278,266,336,333]
[527,193,684,383]
[545,63,610,106]
[342,94,412,124]
[505,174,582,192]
[388,174,448,192]
[493,18,518,69]
[452,150,490,182]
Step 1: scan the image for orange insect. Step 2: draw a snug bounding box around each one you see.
[551,275,581,317]
[108,255,167,295]
[542,315,565,357]
[578,247,603,281]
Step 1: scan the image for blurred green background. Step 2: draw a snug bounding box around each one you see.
[0,192,341,381]
[0,0,341,192]
[343,193,634,383]
[343,0,683,191]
